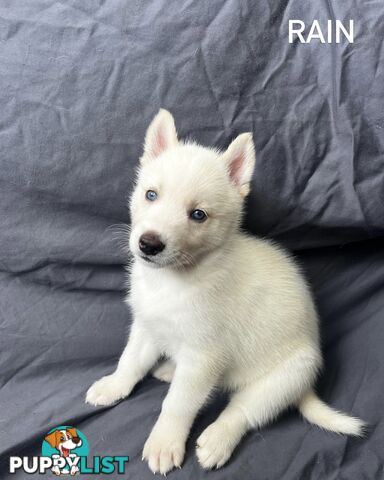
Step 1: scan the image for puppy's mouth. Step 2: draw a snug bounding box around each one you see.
[60,446,70,457]
[138,253,165,268]
[138,254,156,264]
[137,252,195,269]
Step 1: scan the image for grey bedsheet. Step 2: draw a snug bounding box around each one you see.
[0,1,383,479]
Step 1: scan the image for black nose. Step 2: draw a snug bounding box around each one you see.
[72,437,81,445]
[139,232,165,256]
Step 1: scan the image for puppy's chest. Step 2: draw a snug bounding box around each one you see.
[129,272,200,347]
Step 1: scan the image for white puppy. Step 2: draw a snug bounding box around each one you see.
[86,110,364,474]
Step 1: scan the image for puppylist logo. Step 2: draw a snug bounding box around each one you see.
[9,425,129,475]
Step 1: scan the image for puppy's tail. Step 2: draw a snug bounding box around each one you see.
[298,389,366,436]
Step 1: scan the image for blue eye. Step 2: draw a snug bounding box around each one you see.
[190,209,207,222]
[146,190,157,201]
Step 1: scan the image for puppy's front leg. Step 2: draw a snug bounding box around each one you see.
[86,322,159,406]
[143,354,217,474]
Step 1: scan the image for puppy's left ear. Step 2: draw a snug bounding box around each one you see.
[222,133,256,197]
[142,109,178,163]
[67,428,78,438]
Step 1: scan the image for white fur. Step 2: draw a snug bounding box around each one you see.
[86,109,365,474]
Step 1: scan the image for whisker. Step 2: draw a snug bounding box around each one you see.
[106,223,132,254]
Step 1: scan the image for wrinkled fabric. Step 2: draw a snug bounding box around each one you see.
[0,1,383,479]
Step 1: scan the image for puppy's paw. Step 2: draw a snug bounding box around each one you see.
[70,465,79,475]
[142,425,185,474]
[152,359,176,383]
[196,422,235,470]
[85,374,131,406]
[51,466,61,476]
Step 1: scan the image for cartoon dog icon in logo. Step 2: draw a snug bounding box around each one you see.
[44,427,82,475]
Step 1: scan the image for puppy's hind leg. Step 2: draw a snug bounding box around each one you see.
[196,348,319,470]
[152,358,176,383]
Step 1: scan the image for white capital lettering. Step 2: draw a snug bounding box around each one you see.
[289,20,305,43]
[9,457,23,474]
[307,20,325,43]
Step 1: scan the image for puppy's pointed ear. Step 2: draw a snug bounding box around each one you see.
[142,109,178,163]
[222,133,256,197]
[45,431,59,448]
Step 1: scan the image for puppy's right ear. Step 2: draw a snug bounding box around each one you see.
[142,109,178,163]
[44,431,59,448]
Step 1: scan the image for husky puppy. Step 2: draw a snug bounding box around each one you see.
[86,110,364,474]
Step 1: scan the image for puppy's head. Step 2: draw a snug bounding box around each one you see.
[129,109,255,269]
[44,428,82,456]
